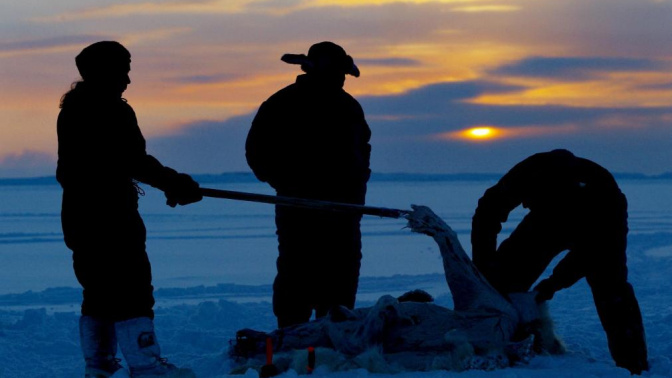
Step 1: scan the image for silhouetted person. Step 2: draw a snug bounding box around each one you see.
[57,41,201,378]
[471,149,648,374]
[246,41,371,328]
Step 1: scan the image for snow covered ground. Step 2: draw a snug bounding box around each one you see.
[1,177,671,377]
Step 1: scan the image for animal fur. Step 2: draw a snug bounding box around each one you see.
[229,205,564,374]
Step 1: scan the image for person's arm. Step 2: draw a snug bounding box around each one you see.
[534,250,586,301]
[135,152,203,208]
[471,176,522,274]
[246,101,280,186]
[124,106,201,206]
[356,103,372,184]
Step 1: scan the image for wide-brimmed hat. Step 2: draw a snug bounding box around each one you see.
[281,41,360,77]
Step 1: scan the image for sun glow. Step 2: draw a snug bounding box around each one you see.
[437,124,580,143]
[437,126,504,142]
[467,127,494,138]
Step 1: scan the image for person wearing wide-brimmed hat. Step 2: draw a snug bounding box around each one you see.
[246,41,371,328]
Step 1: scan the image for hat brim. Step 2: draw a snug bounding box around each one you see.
[281,53,360,77]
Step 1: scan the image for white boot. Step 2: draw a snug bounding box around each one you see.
[80,316,129,378]
[115,317,195,378]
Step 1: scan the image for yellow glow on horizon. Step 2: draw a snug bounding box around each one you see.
[452,126,503,141]
[468,127,495,138]
[439,124,580,142]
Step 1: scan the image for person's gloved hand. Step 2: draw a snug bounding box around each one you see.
[533,278,556,303]
[165,173,202,207]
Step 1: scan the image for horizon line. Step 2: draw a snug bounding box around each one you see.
[2,171,672,186]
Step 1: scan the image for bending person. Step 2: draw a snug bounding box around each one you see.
[471,149,648,374]
[246,41,371,328]
[57,41,201,378]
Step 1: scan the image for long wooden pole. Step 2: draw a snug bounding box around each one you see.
[200,187,410,219]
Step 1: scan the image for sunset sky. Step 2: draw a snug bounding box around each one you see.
[1,0,671,177]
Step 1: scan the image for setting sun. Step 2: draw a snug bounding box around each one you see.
[450,126,504,141]
[468,127,495,138]
[437,126,505,142]
[436,124,579,143]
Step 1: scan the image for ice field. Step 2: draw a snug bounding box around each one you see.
[0,175,671,377]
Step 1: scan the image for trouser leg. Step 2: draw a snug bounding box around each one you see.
[273,207,318,328]
[66,208,154,321]
[589,279,648,374]
[73,243,155,321]
[314,215,362,318]
[582,200,647,374]
[272,273,314,329]
[273,209,363,327]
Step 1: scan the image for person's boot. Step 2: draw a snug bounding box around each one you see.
[80,316,129,377]
[115,317,195,378]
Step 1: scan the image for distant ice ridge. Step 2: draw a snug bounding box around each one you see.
[4,171,672,187]
[0,274,450,310]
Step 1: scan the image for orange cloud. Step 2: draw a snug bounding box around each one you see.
[32,1,246,22]
[314,0,494,5]
[471,76,672,108]
[4,0,671,177]
[450,5,520,12]
[32,0,508,22]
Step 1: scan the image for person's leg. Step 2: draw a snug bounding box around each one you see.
[273,207,318,327]
[75,248,155,320]
[314,214,362,319]
[74,212,193,377]
[79,316,124,377]
[272,277,314,329]
[583,226,648,373]
[484,212,569,294]
[581,196,647,374]
[73,212,154,321]
[589,278,648,374]
[115,317,195,377]
[72,231,153,376]
[108,216,194,377]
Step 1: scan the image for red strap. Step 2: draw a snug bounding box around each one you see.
[265,337,273,365]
